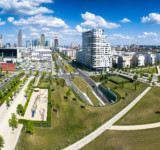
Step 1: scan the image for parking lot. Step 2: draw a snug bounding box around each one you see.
[22,61,52,73]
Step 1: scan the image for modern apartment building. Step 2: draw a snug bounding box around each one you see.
[76,29,112,70]
[118,55,133,68]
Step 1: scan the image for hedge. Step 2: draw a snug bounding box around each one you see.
[18,86,52,127]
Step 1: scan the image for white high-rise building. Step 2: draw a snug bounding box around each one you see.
[76,29,112,70]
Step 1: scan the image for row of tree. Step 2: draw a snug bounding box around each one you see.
[0,72,25,106]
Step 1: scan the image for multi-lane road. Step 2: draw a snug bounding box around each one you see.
[53,53,93,105]
[54,53,110,105]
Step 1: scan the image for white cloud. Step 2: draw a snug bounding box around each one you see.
[44,31,63,38]
[76,25,89,32]
[7,34,15,37]
[141,13,160,24]
[22,34,26,39]
[8,17,14,22]
[12,15,69,28]
[138,35,146,38]
[29,32,40,38]
[120,18,131,23]
[0,0,54,15]
[42,27,50,31]
[143,32,158,36]
[30,27,38,32]
[81,12,120,29]
[138,32,158,38]
[0,18,6,25]
[111,34,133,39]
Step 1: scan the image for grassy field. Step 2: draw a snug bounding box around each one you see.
[102,80,147,102]
[73,76,101,106]
[108,75,130,84]
[116,86,160,125]
[82,127,160,150]
[135,67,157,74]
[90,75,130,84]
[62,61,76,73]
[16,77,148,150]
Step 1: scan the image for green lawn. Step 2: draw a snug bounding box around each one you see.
[16,77,148,150]
[62,61,76,73]
[135,67,158,74]
[73,76,101,106]
[82,128,160,150]
[102,80,147,101]
[116,86,160,125]
[108,75,130,84]
[90,75,130,84]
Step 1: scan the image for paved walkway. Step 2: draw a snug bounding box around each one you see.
[63,86,151,150]
[0,76,33,150]
[34,75,40,86]
[110,122,160,130]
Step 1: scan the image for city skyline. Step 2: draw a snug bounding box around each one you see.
[0,0,160,45]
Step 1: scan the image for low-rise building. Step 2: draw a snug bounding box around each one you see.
[31,48,52,61]
[118,55,133,68]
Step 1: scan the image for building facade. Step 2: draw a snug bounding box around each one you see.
[40,34,45,47]
[0,34,3,48]
[54,36,58,48]
[76,29,112,70]
[31,48,52,61]
[18,29,22,47]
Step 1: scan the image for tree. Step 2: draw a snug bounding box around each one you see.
[48,72,52,84]
[125,92,128,97]
[140,72,143,77]
[26,121,35,134]
[133,75,138,80]
[2,87,6,94]
[24,89,29,96]
[8,113,18,131]
[6,98,10,107]
[10,93,13,101]
[148,77,152,83]
[158,76,160,82]
[135,81,137,91]
[17,104,24,115]
[0,91,3,99]
[152,82,155,86]
[0,135,4,148]
[66,90,70,97]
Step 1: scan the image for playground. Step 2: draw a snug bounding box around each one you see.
[24,88,48,121]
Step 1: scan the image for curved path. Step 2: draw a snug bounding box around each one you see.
[110,122,160,130]
[63,86,151,150]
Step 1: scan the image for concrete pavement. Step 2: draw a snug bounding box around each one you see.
[0,76,33,150]
[157,66,160,75]
[63,86,151,150]
[110,122,160,130]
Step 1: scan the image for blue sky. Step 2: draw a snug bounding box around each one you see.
[0,0,160,46]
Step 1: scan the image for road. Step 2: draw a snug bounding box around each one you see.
[64,86,151,150]
[53,53,93,105]
[0,76,34,150]
[77,69,110,104]
[0,72,19,91]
